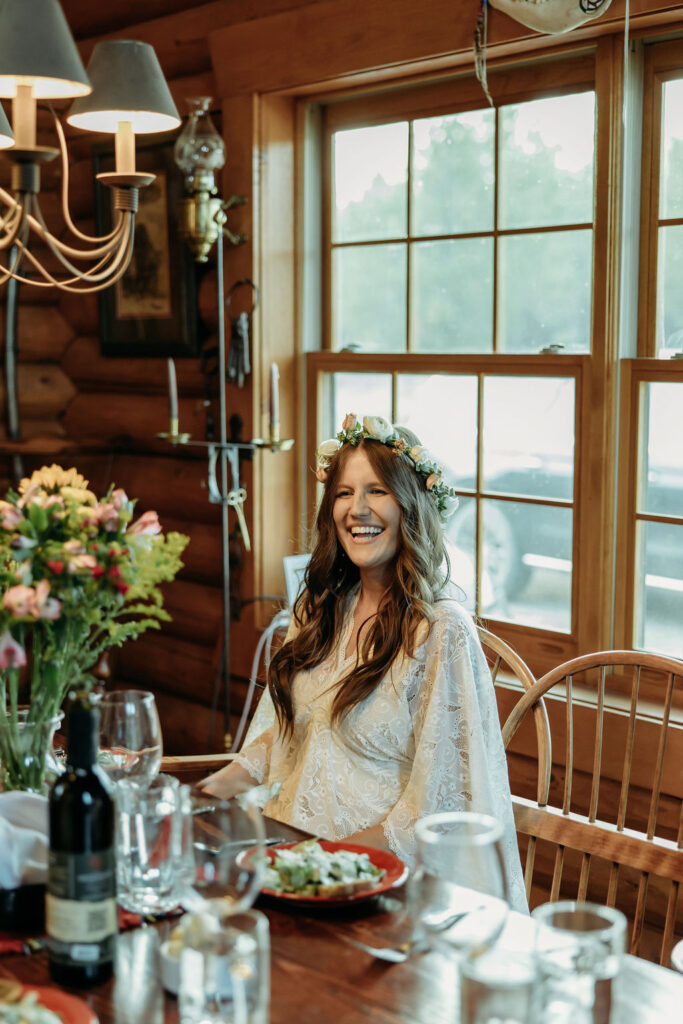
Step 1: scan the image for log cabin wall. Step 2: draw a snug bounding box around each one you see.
[2,1,683,759]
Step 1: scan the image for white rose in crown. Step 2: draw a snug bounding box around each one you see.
[362,416,394,442]
[408,445,427,463]
[317,438,341,461]
[441,493,460,518]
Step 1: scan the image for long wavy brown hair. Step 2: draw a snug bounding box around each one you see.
[268,428,450,733]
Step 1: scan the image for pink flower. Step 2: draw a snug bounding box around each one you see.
[127,510,161,537]
[63,539,86,555]
[315,465,329,483]
[425,473,441,490]
[3,585,39,617]
[34,580,61,620]
[342,413,358,431]
[92,502,120,532]
[111,488,129,511]
[0,630,26,669]
[0,501,23,530]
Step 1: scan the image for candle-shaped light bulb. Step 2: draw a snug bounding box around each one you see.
[115,121,135,174]
[167,358,179,436]
[269,362,280,443]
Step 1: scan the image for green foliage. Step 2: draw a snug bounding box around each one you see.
[0,465,189,729]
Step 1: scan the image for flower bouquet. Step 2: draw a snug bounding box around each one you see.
[0,465,188,792]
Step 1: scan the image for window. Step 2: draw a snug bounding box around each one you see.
[328,90,596,355]
[303,43,683,669]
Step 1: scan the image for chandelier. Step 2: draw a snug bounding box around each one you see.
[0,0,180,294]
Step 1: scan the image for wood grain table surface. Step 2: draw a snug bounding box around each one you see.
[2,817,682,1023]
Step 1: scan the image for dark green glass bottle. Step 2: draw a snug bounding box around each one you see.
[47,692,117,986]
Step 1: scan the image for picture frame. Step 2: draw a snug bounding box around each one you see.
[93,134,199,357]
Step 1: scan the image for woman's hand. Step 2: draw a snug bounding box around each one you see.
[198,760,260,799]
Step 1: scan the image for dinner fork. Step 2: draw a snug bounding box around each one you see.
[338,932,430,963]
[337,906,481,963]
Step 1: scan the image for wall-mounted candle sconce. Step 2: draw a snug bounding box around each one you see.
[158,96,292,751]
[173,97,247,261]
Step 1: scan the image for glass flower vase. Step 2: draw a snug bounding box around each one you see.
[0,709,64,794]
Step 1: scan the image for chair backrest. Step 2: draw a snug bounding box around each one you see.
[477,625,551,805]
[503,649,683,964]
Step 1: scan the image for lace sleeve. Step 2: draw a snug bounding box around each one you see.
[382,602,528,913]
[232,724,275,784]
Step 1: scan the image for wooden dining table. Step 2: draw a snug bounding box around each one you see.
[2,815,683,1023]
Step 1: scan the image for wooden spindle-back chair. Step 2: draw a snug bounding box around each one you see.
[503,650,683,964]
[477,625,551,805]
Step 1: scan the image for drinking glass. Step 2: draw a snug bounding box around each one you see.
[412,812,509,959]
[116,774,187,915]
[532,901,626,1024]
[178,909,270,1024]
[98,689,162,788]
[186,789,266,915]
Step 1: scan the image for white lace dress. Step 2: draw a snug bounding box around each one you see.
[234,591,528,913]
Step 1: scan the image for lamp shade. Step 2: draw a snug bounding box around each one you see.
[67,41,180,134]
[0,0,90,99]
[0,102,13,149]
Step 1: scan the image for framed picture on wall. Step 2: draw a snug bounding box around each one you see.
[93,134,199,357]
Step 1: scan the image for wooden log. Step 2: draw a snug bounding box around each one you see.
[158,515,223,583]
[62,336,208,394]
[0,364,76,420]
[103,452,223,525]
[59,290,99,335]
[153,690,228,757]
[61,392,205,447]
[0,419,67,442]
[160,577,222,646]
[114,631,216,705]
[0,305,74,362]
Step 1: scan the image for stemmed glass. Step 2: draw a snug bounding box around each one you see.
[181,788,266,916]
[97,689,162,789]
[411,811,509,959]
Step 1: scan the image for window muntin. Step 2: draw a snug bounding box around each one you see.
[328,90,596,355]
[631,380,683,657]
[654,78,683,357]
[321,367,577,635]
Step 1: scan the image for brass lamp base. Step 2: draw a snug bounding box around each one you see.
[178,193,248,262]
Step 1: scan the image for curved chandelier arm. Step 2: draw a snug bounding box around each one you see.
[30,195,129,262]
[53,114,122,245]
[0,195,32,252]
[0,212,135,292]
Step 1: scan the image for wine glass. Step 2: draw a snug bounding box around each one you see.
[411,811,509,959]
[97,689,162,788]
[182,788,266,916]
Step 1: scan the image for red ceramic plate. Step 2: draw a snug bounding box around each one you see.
[261,840,408,904]
[20,987,98,1024]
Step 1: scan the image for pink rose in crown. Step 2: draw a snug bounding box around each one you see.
[342,413,358,431]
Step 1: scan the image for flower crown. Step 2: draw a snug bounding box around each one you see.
[315,414,459,521]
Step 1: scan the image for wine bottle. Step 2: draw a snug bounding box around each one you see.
[46,691,117,986]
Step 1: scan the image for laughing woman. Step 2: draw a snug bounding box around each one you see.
[201,414,527,911]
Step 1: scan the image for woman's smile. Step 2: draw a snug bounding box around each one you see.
[333,449,401,580]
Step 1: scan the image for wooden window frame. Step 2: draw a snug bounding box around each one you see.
[305,41,623,677]
[639,37,683,357]
[615,359,683,668]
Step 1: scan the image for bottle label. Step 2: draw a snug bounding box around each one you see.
[47,849,116,964]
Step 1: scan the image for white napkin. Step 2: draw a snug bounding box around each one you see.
[0,791,49,888]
